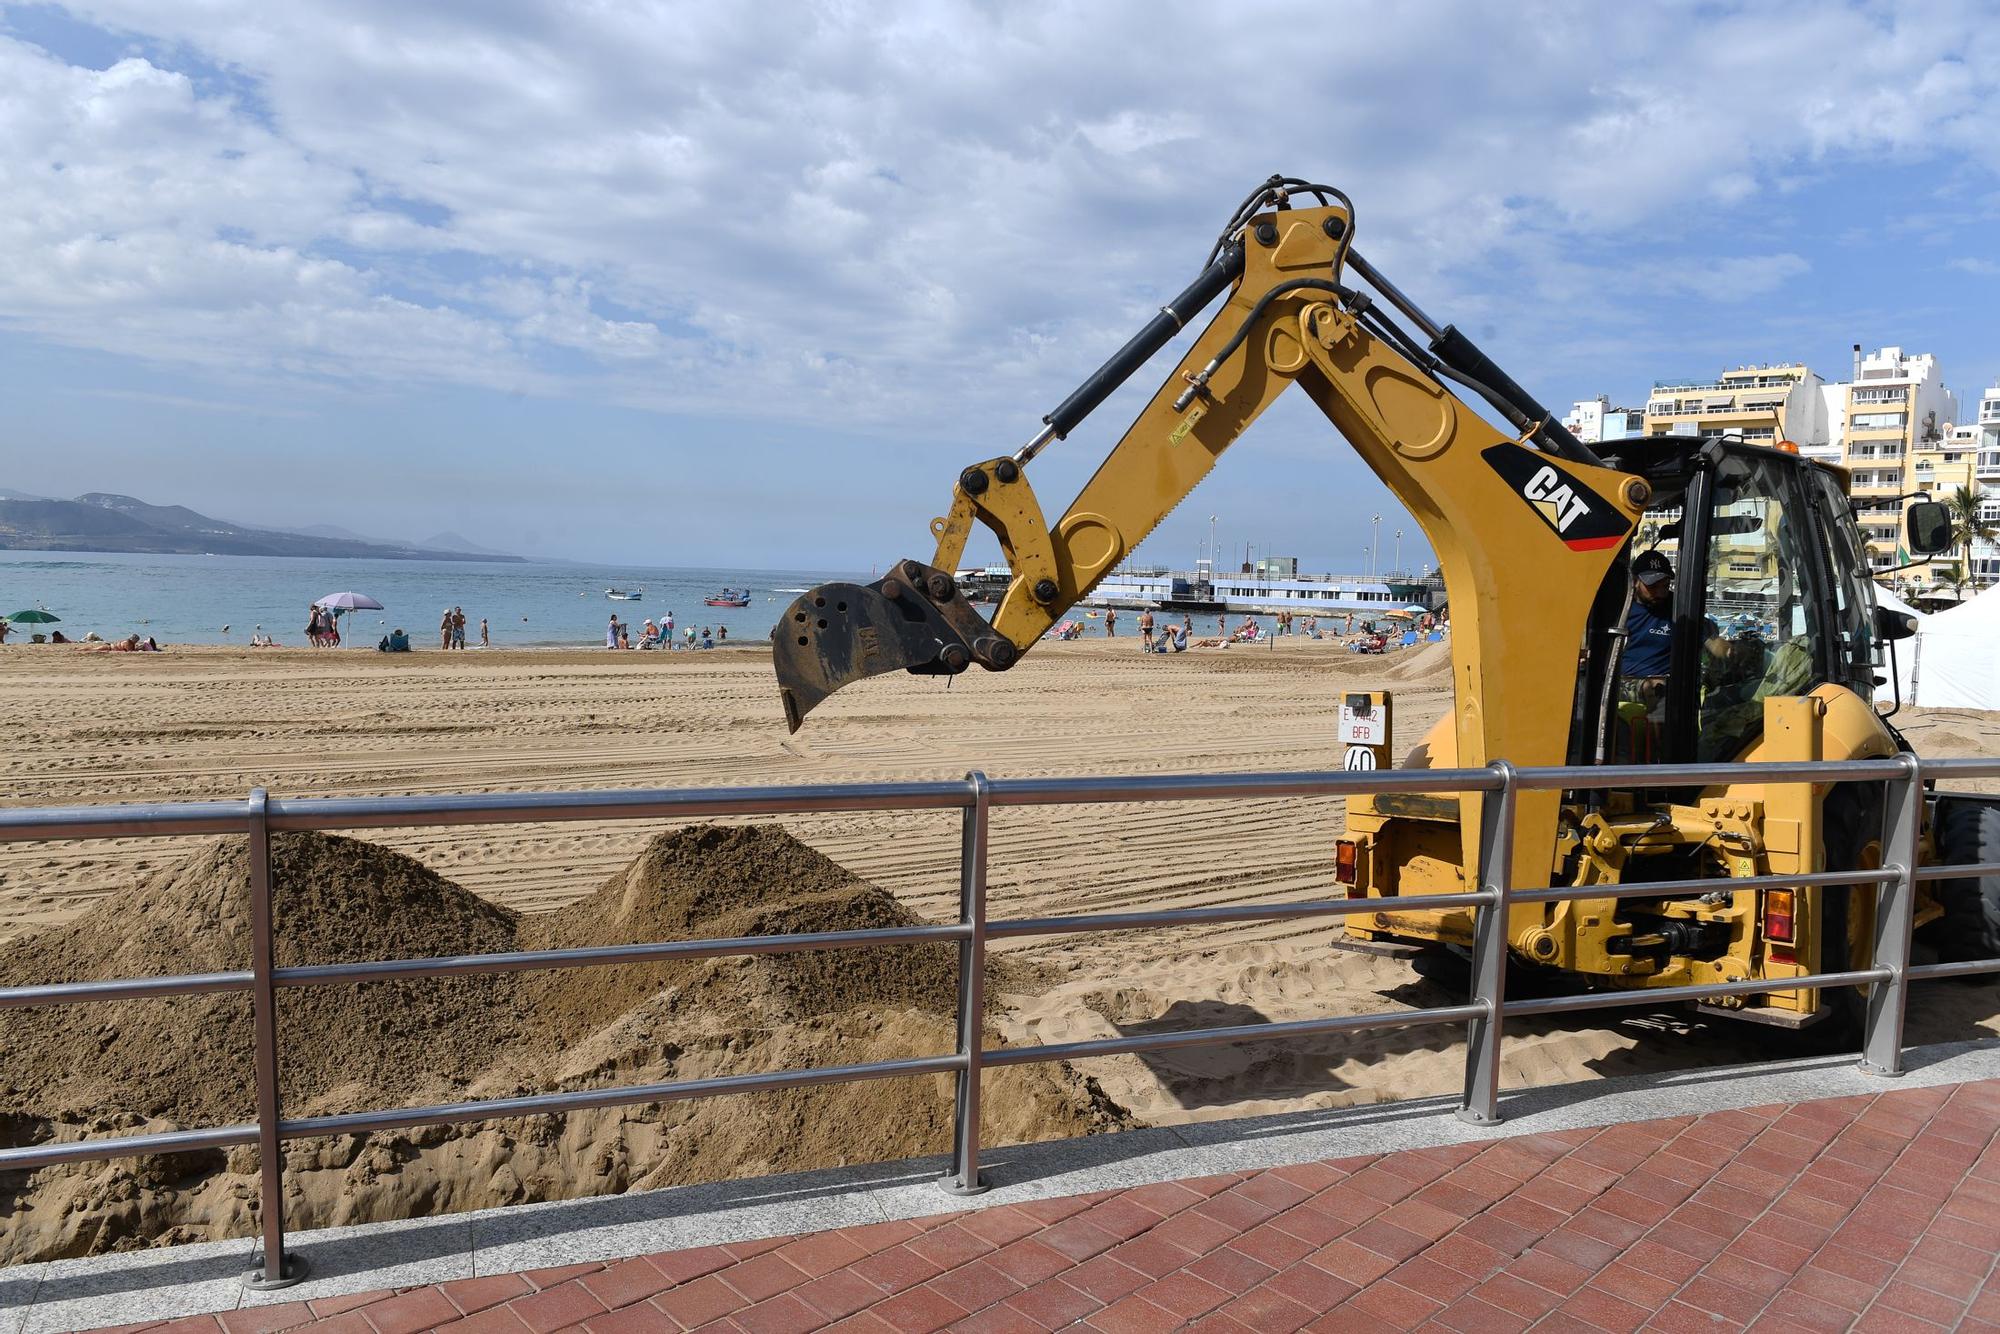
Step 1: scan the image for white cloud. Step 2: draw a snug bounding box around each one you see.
[2,0,1998,437]
[1949,257,2000,276]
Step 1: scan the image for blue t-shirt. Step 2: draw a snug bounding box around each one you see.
[1623,599,1675,676]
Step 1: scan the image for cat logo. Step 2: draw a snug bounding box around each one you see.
[1522,464,1590,533]
[1479,443,1630,552]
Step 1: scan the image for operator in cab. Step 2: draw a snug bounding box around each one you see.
[1621,550,1677,686]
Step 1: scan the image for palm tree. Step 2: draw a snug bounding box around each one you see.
[1947,484,1993,553]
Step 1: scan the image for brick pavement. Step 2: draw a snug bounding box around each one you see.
[88,1078,2000,1332]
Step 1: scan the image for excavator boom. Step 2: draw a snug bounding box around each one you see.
[774,176,1650,891]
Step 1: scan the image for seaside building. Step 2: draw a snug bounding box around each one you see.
[1972,381,2000,589]
[1643,363,1830,448]
[1836,346,1961,583]
[1562,397,1645,444]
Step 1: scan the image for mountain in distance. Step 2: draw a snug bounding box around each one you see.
[272,524,516,559]
[0,493,526,562]
[421,531,515,558]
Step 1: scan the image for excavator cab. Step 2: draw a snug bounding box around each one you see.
[1570,437,1891,773]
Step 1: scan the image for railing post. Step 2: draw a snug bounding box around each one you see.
[1458,762,1516,1125]
[1860,758,1922,1077]
[243,788,306,1288]
[945,772,992,1195]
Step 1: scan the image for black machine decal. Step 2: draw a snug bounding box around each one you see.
[1480,443,1631,551]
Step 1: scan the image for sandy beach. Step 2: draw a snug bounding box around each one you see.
[3,637,1998,1135]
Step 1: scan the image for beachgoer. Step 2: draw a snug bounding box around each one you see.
[0,619,9,644]
[606,615,620,649]
[1217,616,1227,638]
[1105,609,1116,637]
[440,608,453,651]
[479,617,489,647]
[451,606,467,649]
[49,630,69,644]
[701,627,713,649]
[643,618,659,646]
[1138,607,1155,650]
[718,625,727,642]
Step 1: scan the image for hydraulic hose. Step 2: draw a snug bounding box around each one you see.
[1594,575,1638,766]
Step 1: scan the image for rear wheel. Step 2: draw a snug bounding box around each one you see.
[1803,784,1882,1051]
[1934,799,2000,964]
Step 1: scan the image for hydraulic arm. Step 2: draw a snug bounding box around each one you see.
[773,176,1651,888]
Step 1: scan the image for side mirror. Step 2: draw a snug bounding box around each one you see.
[1906,501,1952,555]
[1872,603,1917,642]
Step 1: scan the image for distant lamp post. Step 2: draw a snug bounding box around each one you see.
[1370,514,1382,578]
[1394,529,1402,575]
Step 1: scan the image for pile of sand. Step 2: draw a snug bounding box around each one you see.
[0,827,1121,1264]
[0,834,525,1125]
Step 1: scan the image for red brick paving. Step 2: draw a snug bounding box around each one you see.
[95,1078,2000,1332]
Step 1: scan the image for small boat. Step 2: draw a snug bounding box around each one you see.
[705,588,752,607]
[606,586,645,601]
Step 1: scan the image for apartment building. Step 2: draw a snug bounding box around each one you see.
[1562,397,1645,444]
[1838,347,1961,582]
[1644,363,1830,447]
[1973,381,2000,588]
[1579,351,1991,591]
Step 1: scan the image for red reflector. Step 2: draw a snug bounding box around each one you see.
[1764,888,1795,944]
[1335,839,1358,887]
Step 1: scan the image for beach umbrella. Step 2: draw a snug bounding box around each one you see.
[314,592,384,647]
[7,609,59,623]
[314,591,384,612]
[1402,604,1428,614]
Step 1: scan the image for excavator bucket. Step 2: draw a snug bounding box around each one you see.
[772,560,1006,733]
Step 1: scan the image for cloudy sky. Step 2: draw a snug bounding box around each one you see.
[4,2,1999,570]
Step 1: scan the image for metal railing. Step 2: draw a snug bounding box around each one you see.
[1,755,1997,1288]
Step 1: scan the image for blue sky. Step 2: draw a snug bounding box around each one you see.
[3,2,1998,569]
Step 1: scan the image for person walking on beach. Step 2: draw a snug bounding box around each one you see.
[664,610,675,645]
[606,614,620,649]
[1138,607,1155,651]
[440,608,453,651]
[1105,609,1116,637]
[479,617,489,647]
[450,606,467,649]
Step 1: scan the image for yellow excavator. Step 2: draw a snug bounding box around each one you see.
[774,175,1995,1035]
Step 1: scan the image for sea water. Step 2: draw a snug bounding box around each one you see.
[0,551,1330,647]
[0,551,864,647]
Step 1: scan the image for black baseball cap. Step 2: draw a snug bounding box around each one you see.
[1633,550,1673,586]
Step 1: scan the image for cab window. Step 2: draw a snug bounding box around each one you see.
[1695,453,1828,761]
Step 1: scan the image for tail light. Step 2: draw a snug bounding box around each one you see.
[1763,888,1795,944]
[1335,839,1359,889]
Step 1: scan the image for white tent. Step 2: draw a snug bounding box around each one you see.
[1901,584,2000,711]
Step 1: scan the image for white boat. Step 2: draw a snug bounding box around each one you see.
[606,586,645,601]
